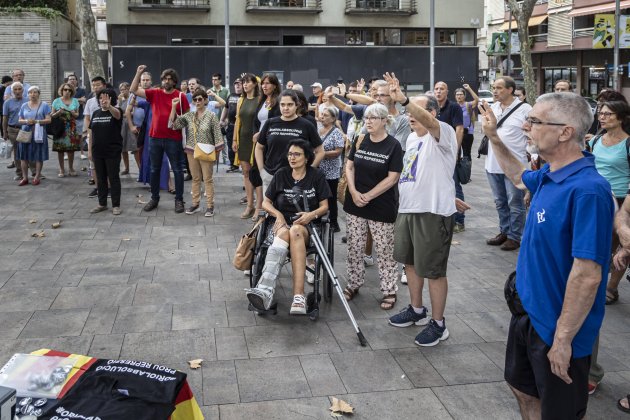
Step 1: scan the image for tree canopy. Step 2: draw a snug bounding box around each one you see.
[0,0,67,14]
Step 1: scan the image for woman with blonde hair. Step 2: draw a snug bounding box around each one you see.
[51,82,81,177]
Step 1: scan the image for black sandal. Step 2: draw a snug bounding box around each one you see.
[343,286,359,301]
[380,294,397,310]
[617,395,630,414]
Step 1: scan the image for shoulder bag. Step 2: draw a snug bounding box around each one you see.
[477,101,525,158]
[337,134,365,205]
[233,218,264,271]
[16,102,42,143]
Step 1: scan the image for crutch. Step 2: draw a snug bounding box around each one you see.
[291,187,367,347]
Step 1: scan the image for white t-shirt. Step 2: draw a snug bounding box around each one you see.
[84,97,99,122]
[485,98,532,174]
[398,121,457,216]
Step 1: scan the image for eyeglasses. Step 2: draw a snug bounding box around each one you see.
[598,111,615,119]
[365,116,384,122]
[62,88,72,92]
[193,97,204,102]
[525,117,566,127]
[287,152,303,158]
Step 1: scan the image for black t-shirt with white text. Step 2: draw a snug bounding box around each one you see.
[89,108,123,159]
[265,166,331,221]
[343,134,403,223]
[258,116,322,175]
[227,93,240,124]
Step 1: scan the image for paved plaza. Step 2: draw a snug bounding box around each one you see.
[0,143,628,419]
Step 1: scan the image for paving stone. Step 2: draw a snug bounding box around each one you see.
[215,327,249,360]
[56,251,126,269]
[121,249,148,266]
[456,310,511,342]
[52,284,135,309]
[112,304,173,333]
[326,319,375,353]
[210,277,251,302]
[152,263,200,282]
[198,263,226,282]
[55,266,86,287]
[145,249,209,266]
[225,300,257,327]
[0,270,16,288]
[421,343,504,385]
[82,307,118,335]
[348,318,420,350]
[330,350,413,393]
[475,341,507,372]
[235,356,311,402]
[218,397,330,420]
[3,269,62,288]
[199,405,219,420]
[0,336,94,366]
[244,323,341,358]
[172,302,227,330]
[0,286,60,312]
[79,266,132,286]
[338,388,452,420]
[133,281,210,305]
[151,225,206,238]
[19,308,90,338]
[79,239,121,252]
[299,354,347,396]
[0,311,33,339]
[432,381,520,420]
[128,266,154,284]
[120,329,216,365]
[390,347,448,387]
[202,360,239,405]
[89,333,124,359]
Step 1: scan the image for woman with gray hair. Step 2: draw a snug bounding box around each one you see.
[2,82,27,178]
[342,102,403,310]
[16,86,51,185]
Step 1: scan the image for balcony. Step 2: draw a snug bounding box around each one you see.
[573,27,594,38]
[245,0,322,14]
[128,0,210,12]
[345,0,417,16]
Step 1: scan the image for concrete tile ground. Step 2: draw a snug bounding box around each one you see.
[0,137,628,419]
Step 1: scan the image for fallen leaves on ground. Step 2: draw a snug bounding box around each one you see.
[31,231,45,238]
[451,241,460,245]
[122,238,131,241]
[188,359,203,369]
[138,199,147,204]
[52,221,62,229]
[29,219,37,224]
[329,397,353,417]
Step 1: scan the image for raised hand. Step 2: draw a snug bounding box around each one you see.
[136,65,147,74]
[478,101,498,137]
[383,72,406,103]
[171,97,180,107]
[356,78,365,93]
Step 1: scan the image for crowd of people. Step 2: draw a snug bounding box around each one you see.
[1,65,630,417]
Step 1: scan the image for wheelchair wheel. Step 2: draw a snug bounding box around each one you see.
[249,220,270,288]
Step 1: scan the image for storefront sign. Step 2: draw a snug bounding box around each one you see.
[593,14,630,49]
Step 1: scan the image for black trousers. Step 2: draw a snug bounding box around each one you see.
[93,156,121,207]
[327,178,339,225]
[462,132,474,159]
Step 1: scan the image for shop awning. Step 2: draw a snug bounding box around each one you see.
[568,0,630,17]
[499,15,548,31]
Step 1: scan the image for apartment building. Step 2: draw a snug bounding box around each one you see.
[105,0,484,91]
[482,0,630,98]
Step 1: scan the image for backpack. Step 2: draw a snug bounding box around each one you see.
[589,134,630,169]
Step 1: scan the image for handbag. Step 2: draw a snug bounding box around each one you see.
[34,122,44,143]
[233,219,264,271]
[477,101,525,158]
[15,129,32,143]
[194,142,216,162]
[338,134,365,205]
[455,156,472,184]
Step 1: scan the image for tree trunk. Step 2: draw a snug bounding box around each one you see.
[75,0,104,82]
[506,0,537,104]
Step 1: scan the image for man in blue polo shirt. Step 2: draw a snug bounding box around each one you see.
[479,92,614,419]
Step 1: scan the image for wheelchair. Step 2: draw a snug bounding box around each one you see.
[248,210,334,321]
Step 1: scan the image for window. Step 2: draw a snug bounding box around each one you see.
[437,29,475,46]
[171,38,215,45]
[403,30,429,46]
[365,29,400,45]
[304,34,326,45]
[345,30,363,45]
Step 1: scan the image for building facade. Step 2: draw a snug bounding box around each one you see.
[106,0,484,91]
[483,0,630,98]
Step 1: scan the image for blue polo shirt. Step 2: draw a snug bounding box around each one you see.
[3,97,27,126]
[517,152,614,358]
[437,99,463,130]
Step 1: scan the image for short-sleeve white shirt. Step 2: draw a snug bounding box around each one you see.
[398,121,458,216]
[485,98,532,174]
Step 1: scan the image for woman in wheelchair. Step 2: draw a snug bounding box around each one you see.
[246,139,331,315]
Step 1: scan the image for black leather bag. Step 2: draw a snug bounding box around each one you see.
[455,156,472,184]
[477,101,526,158]
[49,116,66,138]
[504,271,526,316]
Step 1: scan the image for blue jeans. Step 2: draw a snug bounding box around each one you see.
[486,171,525,242]
[149,137,185,202]
[453,170,465,224]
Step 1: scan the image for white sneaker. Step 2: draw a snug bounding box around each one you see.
[243,270,251,276]
[80,154,87,160]
[64,155,68,160]
[363,255,374,267]
[400,272,408,284]
[290,294,307,315]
